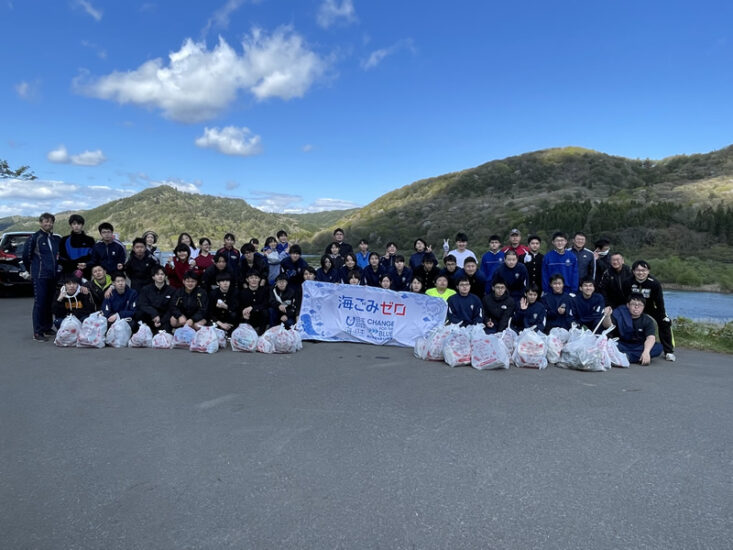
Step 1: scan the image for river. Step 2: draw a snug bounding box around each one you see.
[665,290,733,323]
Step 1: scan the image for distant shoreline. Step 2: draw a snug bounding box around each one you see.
[663,283,731,294]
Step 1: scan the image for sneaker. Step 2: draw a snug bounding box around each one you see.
[665,353,676,362]
[33,333,48,342]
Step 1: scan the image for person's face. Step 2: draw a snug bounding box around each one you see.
[410,279,423,292]
[40,217,54,232]
[70,221,83,234]
[290,252,301,261]
[553,236,567,251]
[423,260,435,271]
[224,237,234,248]
[456,239,467,251]
[177,250,189,261]
[201,241,211,252]
[505,255,518,268]
[610,255,624,270]
[216,258,228,270]
[493,283,506,297]
[247,275,260,289]
[551,279,564,294]
[386,244,396,255]
[218,280,231,293]
[278,234,288,243]
[244,251,255,263]
[133,243,146,257]
[445,260,456,272]
[349,276,360,285]
[330,244,339,255]
[369,255,379,267]
[359,242,368,252]
[100,229,114,242]
[114,277,127,293]
[323,258,332,270]
[510,234,520,246]
[183,277,197,291]
[394,259,405,271]
[334,231,344,243]
[463,262,476,275]
[345,257,355,268]
[528,239,541,253]
[380,277,391,289]
[92,266,106,281]
[581,282,595,298]
[153,270,166,285]
[627,300,645,319]
[65,281,79,294]
[276,279,288,291]
[435,277,448,290]
[633,265,649,282]
[526,290,538,304]
[180,235,191,246]
[489,240,500,251]
[145,234,155,246]
[303,271,316,281]
[573,235,586,249]
[457,281,471,296]
[415,241,425,252]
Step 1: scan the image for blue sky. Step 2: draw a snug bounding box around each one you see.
[1,0,731,217]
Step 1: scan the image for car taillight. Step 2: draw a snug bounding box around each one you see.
[0,251,16,260]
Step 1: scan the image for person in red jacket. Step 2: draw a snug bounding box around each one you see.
[165,245,191,289]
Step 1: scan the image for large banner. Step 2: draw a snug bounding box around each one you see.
[298,281,448,347]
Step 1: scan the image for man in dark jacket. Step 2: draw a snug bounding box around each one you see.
[208,271,239,334]
[323,228,353,258]
[169,271,209,331]
[239,271,270,334]
[102,272,138,330]
[85,264,113,310]
[135,266,174,332]
[447,278,483,327]
[124,237,158,292]
[22,212,61,341]
[598,252,633,309]
[58,214,95,279]
[91,222,126,274]
[269,274,297,329]
[569,232,596,289]
[482,280,515,334]
[52,274,95,328]
[520,235,544,292]
[240,243,269,286]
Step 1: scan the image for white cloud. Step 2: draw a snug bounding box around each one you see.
[46,145,106,166]
[202,0,245,37]
[81,40,107,59]
[195,126,262,157]
[302,144,314,153]
[317,0,357,29]
[362,38,416,70]
[149,178,202,194]
[76,27,329,123]
[249,190,360,213]
[14,80,40,100]
[74,0,102,21]
[0,178,134,216]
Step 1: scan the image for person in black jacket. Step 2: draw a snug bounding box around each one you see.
[239,271,270,334]
[135,266,174,332]
[323,228,353,258]
[58,214,95,279]
[52,275,95,328]
[598,252,633,309]
[413,253,439,290]
[521,235,544,292]
[269,274,297,328]
[169,271,208,331]
[202,253,233,291]
[124,238,158,292]
[208,271,239,334]
[240,243,269,286]
[482,280,515,334]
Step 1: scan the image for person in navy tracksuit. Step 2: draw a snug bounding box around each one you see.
[22,213,61,341]
[91,222,126,275]
[541,231,578,295]
[542,274,578,332]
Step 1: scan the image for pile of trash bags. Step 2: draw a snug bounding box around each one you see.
[53,315,303,356]
[414,323,629,372]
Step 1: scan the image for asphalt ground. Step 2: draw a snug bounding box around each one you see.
[1,297,731,549]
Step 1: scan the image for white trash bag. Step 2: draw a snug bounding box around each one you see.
[470,331,510,370]
[231,323,258,352]
[77,311,107,348]
[557,328,610,372]
[214,328,227,349]
[172,325,196,349]
[499,328,518,355]
[546,327,570,364]
[105,318,132,348]
[606,337,630,368]
[128,322,153,348]
[414,324,454,361]
[512,328,548,369]
[55,315,82,347]
[257,324,300,354]
[152,330,174,349]
[443,328,472,367]
[190,326,219,354]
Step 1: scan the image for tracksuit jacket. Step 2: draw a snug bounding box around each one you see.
[542,291,578,331]
[447,293,483,327]
[22,229,60,279]
[170,287,208,322]
[491,263,529,301]
[138,283,175,319]
[513,301,546,333]
[480,250,505,285]
[58,232,95,276]
[389,266,413,291]
[573,293,606,330]
[542,250,578,294]
[482,292,515,334]
[521,251,544,291]
[102,287,139,320]
[570,247,596,288]
[91,240,127,275]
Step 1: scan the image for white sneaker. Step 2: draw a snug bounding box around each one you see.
[665,353,676,362]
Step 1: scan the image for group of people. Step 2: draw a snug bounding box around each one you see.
[22,213,675,365]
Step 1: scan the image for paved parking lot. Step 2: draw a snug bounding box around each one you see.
[1,297,731,549]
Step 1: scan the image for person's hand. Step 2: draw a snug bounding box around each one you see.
[77,262,86,270]
[153,316,161,327]
[108,314,118,323]
[485,319,494,328]
[221,322,233,331]
[520,297,528,310]
[242,306,252,317]
[189,259,196,267]
[185,319,194,328]
[593,249,600,260]
[79,286,89,295]
[425,244,432,253]
[640,351,651,366]
[442,239,450,254]
[104,286,114,298]
[279,305,287,313]
[19,271,31,280]
[117,263,124,271]
[558,305,566,315]
[603,306,612,317]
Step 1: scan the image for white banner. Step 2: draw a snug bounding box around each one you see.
[298,281,448,347]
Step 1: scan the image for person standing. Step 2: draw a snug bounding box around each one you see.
[22,213,61,341]
[58,214,95,280]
